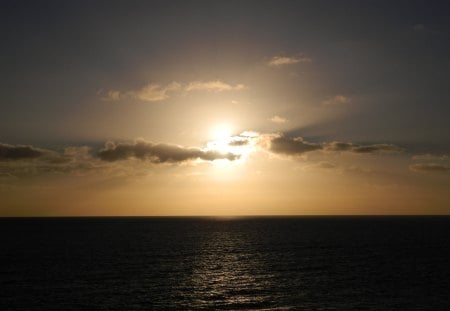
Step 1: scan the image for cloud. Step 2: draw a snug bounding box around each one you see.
[322,95,351,106]
[268,55,312,67]
[269,135,322,155]
[323,141,354,152]
[228,139,249,147]
[0,143,105,181]
[351,144,403,154]
[0,138,243,185]
[98,139,238,163]
[269,115,288,124]
[0,143,90,164]
[325,142,402,154]
[132,82,181,102]
[410,163,450,173]
[0,138,241,181]
[0,134,403,182]
[101,80,246,102]
[102,82,181,102]
[0,143,45,160]
[265,135,403,157]
[221,131,264,148]
[184,81,246,92]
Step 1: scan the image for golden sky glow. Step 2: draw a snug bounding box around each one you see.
[1,2,449,216]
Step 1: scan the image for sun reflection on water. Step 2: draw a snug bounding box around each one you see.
[184,226,277,309]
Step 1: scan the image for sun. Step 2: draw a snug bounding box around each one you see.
[206,124,257,162]
[208,124,234,154]
[211,124,233,141]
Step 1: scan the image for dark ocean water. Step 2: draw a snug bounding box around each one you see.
[1,216,450,310]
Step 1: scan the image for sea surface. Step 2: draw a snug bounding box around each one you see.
[1,216,450,310]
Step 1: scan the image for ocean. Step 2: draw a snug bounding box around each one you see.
[1,216,449,310]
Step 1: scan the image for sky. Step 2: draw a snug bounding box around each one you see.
[1,0,449,216]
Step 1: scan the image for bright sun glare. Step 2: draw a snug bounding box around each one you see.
[206,124,256,163]
[208,124,234,154]
[211,124,233,141]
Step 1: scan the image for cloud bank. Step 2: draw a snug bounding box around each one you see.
[0,134,406,182]
[266,135,403,156]
[98,139,238,163]
[0,143,45,160]
[0,139,241,182]
[269,136,322,155]
[324,141,403,154]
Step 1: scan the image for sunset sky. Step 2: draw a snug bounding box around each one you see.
[1,1,449,216]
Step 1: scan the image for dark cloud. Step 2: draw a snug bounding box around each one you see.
[0,139,239,182]
[410,163,450,173]
[0,143,44,160]
[325,141,402,154]
[268,135,402,156]
[98,140,239,163]
[0,144,102,181]
[324,142,354,152]
[351,144,403,154]
[228,139,249,146]
[269,136,322,155]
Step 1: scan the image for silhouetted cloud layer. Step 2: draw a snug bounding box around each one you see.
[267,135,402,156]
[0,144,104,181]
[0,134,407,183]
[325,141,402,153]
[0,143,44,160]
[269,136,322,155]
[98,140,238,163]
[228,139,249,147]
